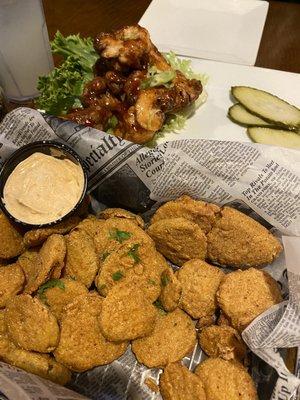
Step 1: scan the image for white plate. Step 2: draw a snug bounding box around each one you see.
[156,57,300,145]
[140,0,269,65]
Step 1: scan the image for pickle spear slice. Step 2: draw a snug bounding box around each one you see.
[248,127,300,150]
[231,86,300,130]
[228,103,271,127]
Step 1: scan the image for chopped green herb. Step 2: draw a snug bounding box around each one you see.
[112,271,124,281]
[70,276,77,281]
[153,300,167,315]
[161,274,170,287]
[127,243,140,264]
[38,279,65,304]
[109,228,132,243]
[148,279,157,286]
[98,284,107,291]
[101,251,110,261]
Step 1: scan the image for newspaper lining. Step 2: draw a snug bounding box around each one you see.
[0,107,299,400]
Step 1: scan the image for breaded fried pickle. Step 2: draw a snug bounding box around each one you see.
[207,207,282,268]
[98,207,145,228]
[95,240,165,301]
[37,277,88,320]
[199,326,246,361]
[99,282,157,341]
[152,195,220,233]
[54,293,127,371]
[132,308,196,368]
[147,217,207,266]
[23,215,80,247]
[23,234,66,294]
[94,217,153,259]
[217,268,282,332]
[159,267,182,312]
[195,358,258,400]
[160,362,206,400]
[0,263,24,308]
[64,229,100,287]
[5,294,59,352]
[75,215,106,237]
[177,260,224,319]
[0,212,24,259]
[3,342,71,385]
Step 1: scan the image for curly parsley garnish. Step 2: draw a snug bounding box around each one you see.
[109,228,132,243]
[127,243,140,264]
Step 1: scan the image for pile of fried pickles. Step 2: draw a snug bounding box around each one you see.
[0,195,283,400]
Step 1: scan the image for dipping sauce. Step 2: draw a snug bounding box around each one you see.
[3,152,85,225]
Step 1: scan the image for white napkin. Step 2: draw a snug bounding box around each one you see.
[139,0,269,65]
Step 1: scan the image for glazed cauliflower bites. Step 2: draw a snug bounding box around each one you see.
[207,207,282,268]
[199,325,246,361]
[99,282,157,341]
[177,259,224,319]
[147,217,207,266]
[217,268,282,332]
[5,294,59,352]
[132,308,196,368]
[160,362,206,400]
[195,358,258,400]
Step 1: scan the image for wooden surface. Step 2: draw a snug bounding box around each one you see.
[42,0,300,74]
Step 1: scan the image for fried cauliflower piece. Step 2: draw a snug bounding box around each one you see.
[22,234,66,294]
[0,212,24,259]
[97,207,145,228]
[132,308,196,368]
[0,263,25,308]
[207,207,282,268]
[98,282,157,341]
[36,277,88,320]
[5,294,59,352]
[54,293,127,372]
[160,362,206,400]
[95,240,166,302]
[147,217,207,266]
[195,358,258,400]
[23,215,80,247]
[217,268,282,332]
[64,229,100,288]
[151,195,220,234]
[199,326,246,361]
[159,267,182,312]
[177,259,224,319]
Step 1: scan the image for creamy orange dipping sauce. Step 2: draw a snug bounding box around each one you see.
[3,152,84,224]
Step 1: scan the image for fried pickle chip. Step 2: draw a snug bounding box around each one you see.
[195,358,258,400]
[217,312,231,326]
[217,268,282,332]
[151,195,220,233]
[75,215,106,237]
[64,229,100,287]
[131,308,196,368]
[99,282,157,341]
[199,326,246,361]
[23,215,81,248]
[3,341,71,385]
[37,277,88,320]
[207,207,282,268]
[159,267,182,312]
[93,217,153,260]
[98,208,145,228]
[177,259,224,319]
[5,294,59,352]
[23,234,66,294]
[147,217,207,266]
[54,293,127,372]
[196,315,215,331]
[95,240,166,301]
[0,263,25,308]
[160,362,206,400]
[0,212,24,259]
